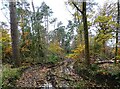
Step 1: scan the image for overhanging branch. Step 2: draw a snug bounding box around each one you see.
[72,2,83,14]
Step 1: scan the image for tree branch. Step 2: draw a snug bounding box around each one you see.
[72,2,83,14]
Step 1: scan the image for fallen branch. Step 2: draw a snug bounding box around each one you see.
[46,70,76,82]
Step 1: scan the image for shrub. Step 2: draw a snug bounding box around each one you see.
[66,44,84,60]
[74,62,120,87]
[47,54,59,63]
[2,64,23,88]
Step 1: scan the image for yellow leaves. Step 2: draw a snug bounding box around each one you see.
[72,44,85,53]
[0,29,12,58]
[20,22,24,28]
[48,41,64,55]
[66,44,84,60]
[0,29,11,43]
[66,54,78,60]
[95,16,112,23]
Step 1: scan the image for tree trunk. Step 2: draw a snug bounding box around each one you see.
[82,2,90,67]
[9,1,20,67]
[103,40,106,54]
[115,0,120,63]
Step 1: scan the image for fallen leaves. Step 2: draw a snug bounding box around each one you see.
[16,61,81,88]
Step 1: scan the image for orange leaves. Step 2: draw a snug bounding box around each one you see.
[24,32,29,37]
[22,32,29,39]
[25,40,31,46]
[20,31,31,53]
[20,32,29,40]
[21,40,31,52]
[21,47,30,52]
[4,47,12,55]
[118,48,120,56]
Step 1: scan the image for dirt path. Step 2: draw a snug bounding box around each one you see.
[16,62,81,88]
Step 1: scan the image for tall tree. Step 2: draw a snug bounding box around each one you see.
[115,0,120,63]
[72,1,90,66]
[9,1,20,67]
[65,20,75,53]
[29,1,54,62]
[82,2,90,66]
[94,1,117,60]
[40,2,53,44]
[94,16,115,55]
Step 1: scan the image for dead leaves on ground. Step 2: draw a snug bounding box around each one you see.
[16,62,82,88]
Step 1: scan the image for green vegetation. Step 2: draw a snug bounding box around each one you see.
[74,62,120,87]
[0,0,120,88]
[47,55,59,63]
[2,65,26,88]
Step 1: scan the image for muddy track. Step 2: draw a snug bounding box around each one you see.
[16,61,81,88]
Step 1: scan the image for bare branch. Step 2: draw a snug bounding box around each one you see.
[72,2,83,14]
[31,0,35,13]
[65,2,74,16]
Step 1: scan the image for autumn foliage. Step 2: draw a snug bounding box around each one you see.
[48,41,64,55]
[0,29,12,59]
[66,44,84,60]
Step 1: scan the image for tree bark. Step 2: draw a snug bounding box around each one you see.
[115,0,120,63]
[82,2,90,67]
[72,1,90,67]
[9,1,20,67]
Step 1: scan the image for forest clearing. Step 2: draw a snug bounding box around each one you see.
[0,0,120,88]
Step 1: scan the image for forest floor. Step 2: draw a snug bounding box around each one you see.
[16,61,83,88]
[2,60,120,88]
